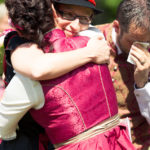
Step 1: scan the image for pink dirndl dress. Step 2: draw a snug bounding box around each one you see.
[30,29,136,150]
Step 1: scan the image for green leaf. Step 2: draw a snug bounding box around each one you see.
[0,45,4,76]
[0,0,4,4]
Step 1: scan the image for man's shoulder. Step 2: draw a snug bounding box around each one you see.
[95,23,113,32]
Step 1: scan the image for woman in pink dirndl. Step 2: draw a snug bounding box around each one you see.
[0,0,136,149]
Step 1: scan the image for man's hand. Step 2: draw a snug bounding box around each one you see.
[130,45,150,88]
[86,35,110,64]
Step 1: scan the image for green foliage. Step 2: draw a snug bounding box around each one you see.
[0,45,4,76]
[0,1,5,76]
[0,0,4,4]
[93,0,122,25]
[103,0,122,10]
[102,0,122,17]
[0,0,122,24]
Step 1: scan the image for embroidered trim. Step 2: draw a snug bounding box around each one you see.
[42,84,87,129]
[98,65,111,117]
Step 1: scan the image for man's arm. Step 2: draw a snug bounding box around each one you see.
[131,45,150,124]
[134,82,150,124]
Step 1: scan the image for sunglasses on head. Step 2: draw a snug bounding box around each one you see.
[56,9,93,25]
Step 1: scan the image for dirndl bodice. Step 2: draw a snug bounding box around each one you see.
[30,29,118,144]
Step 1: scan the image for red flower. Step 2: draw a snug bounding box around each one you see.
[88,0,96,6]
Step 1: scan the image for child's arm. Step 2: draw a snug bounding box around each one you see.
[0,73,44,140]
[11,36,110,80]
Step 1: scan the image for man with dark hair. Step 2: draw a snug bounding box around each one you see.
[96,0,150,149]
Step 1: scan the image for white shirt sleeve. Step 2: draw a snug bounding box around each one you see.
[0,72,44,140]
[134,82,150,124]
[79,25,104,38]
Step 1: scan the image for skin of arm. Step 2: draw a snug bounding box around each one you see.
[11,36,110,80]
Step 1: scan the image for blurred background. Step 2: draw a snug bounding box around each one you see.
[93,0,122,24]
[0,0,122,76]
[0,0,122,24]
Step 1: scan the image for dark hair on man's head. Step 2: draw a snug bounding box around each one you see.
[116,0,150,33]
[5,0,55,48]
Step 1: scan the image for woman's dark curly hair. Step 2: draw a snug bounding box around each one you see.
[5,0,55,48]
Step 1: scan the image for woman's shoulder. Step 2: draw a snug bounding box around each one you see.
[4,31,30,50]
[4,30,18,48]
[44,28,66,44]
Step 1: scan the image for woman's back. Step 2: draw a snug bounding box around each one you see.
[30,29,118,144]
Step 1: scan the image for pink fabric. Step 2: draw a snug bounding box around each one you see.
[0,88,4,99]
[0,78,5,99]
[38,133,49,150]
[9,19,24,31]
[58,125,135,150]
[0,28,14,37]
[30,29,135,149]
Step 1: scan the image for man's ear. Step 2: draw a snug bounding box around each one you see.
[113,20,120,34]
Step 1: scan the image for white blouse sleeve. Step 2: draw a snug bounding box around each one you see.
[79,25,105,38]
[0,72,44,140]
[134,82,150,124]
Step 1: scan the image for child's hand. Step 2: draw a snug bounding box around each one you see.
[86,35,110,64]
